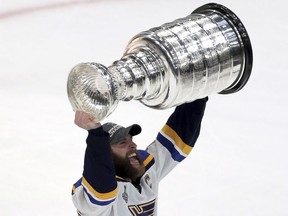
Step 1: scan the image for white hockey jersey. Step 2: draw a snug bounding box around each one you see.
[72,98,207,216]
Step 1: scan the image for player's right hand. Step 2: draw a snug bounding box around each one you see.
[74,111,101,130]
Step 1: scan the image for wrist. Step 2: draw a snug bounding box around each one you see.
[86,122,101,130]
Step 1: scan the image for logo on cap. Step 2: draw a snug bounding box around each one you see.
[107,123,122,138]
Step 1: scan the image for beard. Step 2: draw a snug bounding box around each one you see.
[112,150,145,181]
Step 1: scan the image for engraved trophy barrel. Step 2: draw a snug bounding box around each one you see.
[67,3,253,121]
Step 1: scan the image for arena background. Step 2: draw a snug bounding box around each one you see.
[1,0,287,215]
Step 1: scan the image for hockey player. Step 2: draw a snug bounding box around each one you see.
[72,97,208,215]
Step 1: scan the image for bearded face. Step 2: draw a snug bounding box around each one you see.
[112,150,145,181]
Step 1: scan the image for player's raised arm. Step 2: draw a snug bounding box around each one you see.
[147,97,208,180]
[165,97,208,149]
[72,111,118,215]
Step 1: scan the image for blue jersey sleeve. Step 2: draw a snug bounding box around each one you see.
[73,127,118,208]
[166,97,208,148]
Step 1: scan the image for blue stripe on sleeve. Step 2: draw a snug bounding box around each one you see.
[83,187,116,206]
[74,178,82,188]
[157,132,186,162]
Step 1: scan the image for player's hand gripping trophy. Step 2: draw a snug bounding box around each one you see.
[67,3,253,122]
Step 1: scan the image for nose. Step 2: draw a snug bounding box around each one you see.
[129,140,137,149]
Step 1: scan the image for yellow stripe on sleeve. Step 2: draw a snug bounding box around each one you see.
[72,185,76,194]
[143,154,154,167]
[82,177,118,200]
[161,124,193,155]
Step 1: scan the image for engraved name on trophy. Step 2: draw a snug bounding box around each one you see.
[67,3,253,121]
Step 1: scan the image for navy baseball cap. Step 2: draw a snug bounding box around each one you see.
[102,122,142,144]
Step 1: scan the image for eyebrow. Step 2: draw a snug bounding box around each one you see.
[119,136,132,143]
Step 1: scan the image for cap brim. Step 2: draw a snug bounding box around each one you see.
[127,124,142,136]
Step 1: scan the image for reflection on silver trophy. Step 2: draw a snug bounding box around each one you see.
[67,3,253,121]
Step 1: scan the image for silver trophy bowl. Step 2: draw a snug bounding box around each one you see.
[67,3,253,121]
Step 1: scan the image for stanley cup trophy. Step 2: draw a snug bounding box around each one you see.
[67,3,253,122]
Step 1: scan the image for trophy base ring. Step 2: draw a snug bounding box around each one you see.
[193,3,253,94]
